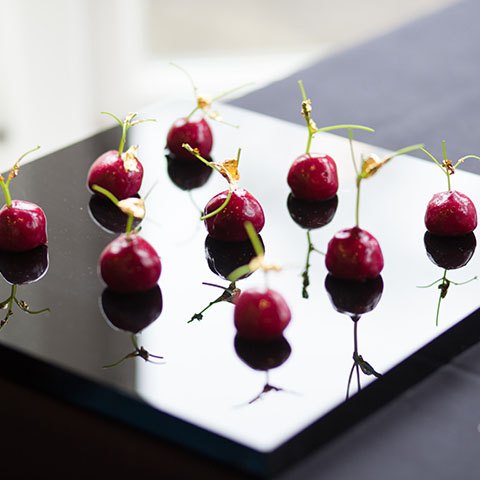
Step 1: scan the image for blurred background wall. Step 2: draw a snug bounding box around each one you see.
[0,0,456,169]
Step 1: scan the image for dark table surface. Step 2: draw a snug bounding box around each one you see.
[3,0,480,478]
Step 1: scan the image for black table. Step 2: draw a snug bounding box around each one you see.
[3,1,480,478]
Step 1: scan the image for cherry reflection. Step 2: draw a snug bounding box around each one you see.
[0,245,50,330]
[100,286,164,367]
[234,334,295,405]
[88,193,142,234]
[189,235,263,323]
[419,232,477,326]
[287,194,338,298]
[325,274,383,399]
[166,152,213,191]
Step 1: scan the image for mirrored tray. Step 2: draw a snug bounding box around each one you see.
[1,102,479,477]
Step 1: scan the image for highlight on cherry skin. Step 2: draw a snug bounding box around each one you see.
[87,112,155,200]
[0,146,48,252]
[421,142,480,237]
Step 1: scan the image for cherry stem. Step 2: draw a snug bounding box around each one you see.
[355,178,362,227]
[188,282,237,323]
[420,147,450,190]
[182,143,222,174]
[245,221,264,257]
[302,230,315,299]
[102,112,155,156]
[454,155,480,169]
[0,145,41,208]
[200,189,232,221]
[91,184,134,235]
[227,222,265,283]
[348,129,359,176]
[91,184,119,205]
[315,124,375,134]
[298,80,314,154]
[435,269,447,327]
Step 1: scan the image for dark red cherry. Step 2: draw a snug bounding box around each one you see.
[424,231,476,270]
[287,153,338,201]
[166,118,213,160]
[166,152,213,190]
[234,288,291,340]
[99,234,161,293]
[325,274,384,316]
[101,286,163,333]
[287,193,338,229]
[203,188,265,241]
[0,200,47,252]
[425,190,477,236]
[234,334,291,371]
[87,150,143,200]
[0,245,49,285]
[325,227,384,281]
[205,235,263,280]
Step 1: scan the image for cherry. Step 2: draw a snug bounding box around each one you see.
[424,231,476,270]
[166,152,213,190]
[101,286,163,334]
[204,188,265,241]
[99,234,161,293]
[166,118,213,160]
[326,227,384,281]
[424,191,477,236]
[166,64,247,161]
[325,143,423,281]
[0,200,47,252]
[288,80,374,201]
[421,143,480,237]
[0,147,47,252]
[87,112,154,200]
[234,288,291,340]
[0,245,49,285]
[205,235,263,280]
[325,274,384,316]
[287,154,338,201]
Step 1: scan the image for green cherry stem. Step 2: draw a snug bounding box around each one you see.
[302,230,318,299]
[201,188,233,221]
[298,80,314,154]
[102,112,155,156]
[91,184,135,235]
[435,269,448,327]
[182,143,239,220]
[0,145,41,208]
[314,124,375,134]
[91,184,119,205]
[421,147,450,190]
[227,221,265,283]
[355,179,362,227]
[348,129,358,177]
[454,155,480,169]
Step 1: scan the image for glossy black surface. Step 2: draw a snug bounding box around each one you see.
[1,102,480,476]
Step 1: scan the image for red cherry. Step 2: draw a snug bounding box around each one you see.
[325,227,384,281]
[0,200,47,252]
[287,153,338,201]
[99,234,161,293]
[87,150,143,200]
[203,188,265,241]
[166,118,213,160]
[425,190,477,236]
[234,288,291,340]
